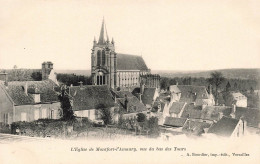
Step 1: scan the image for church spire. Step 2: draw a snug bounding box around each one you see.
[98,18,109,44]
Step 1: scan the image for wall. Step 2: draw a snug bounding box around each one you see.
[14,102,60,122]
[236,99,247,107]
[0,85,14,124]
[230,119,244,137]
[74,109,96,120]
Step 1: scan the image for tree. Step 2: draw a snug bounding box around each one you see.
[207,71,225,104]
[226,81,231,92]
[136,113,147,122]
[145,117,160,137]
[31,72,42,81]
[99,107,113,125]
[160,77,170,90]
[234,82,238,91]
[59,88,75,121]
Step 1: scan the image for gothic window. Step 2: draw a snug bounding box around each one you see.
[97,50,101,66]
[103,75,106,85]
[97,76,100,85]
[96,74,106,86]
[101,50,106,66]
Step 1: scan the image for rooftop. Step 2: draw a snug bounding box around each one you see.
[4,80,59,105]
[208,116,240,137]
[117,53,148,71]
[70,85,115,111]
[169,102,186,114]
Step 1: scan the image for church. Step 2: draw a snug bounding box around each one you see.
[91,19,160,90]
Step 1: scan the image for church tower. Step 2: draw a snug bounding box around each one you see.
[91,19,117,89]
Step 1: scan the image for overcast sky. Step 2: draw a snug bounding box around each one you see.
[0,0,260,71]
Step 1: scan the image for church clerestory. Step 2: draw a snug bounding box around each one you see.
[91,19,160,90]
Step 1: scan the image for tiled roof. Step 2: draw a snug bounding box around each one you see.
[169,85,181,93]
[182,120,212,135]
[231,92,247,100]
[117,96,146,114]
[113,90,135,98]
[181,103,202,119]
[235,107,260,128]
[164,117,187,127]
[177,85,209,102]
[70,85,115,111]
[169,102,186,114]
[6,80,59,105]
[208,116,240,137]
[200,106,232,121]
[142,88,156,105]
[117,53,148,70]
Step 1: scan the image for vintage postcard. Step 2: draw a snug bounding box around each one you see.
[0,0,260,164]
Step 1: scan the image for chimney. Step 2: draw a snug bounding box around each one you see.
[79,81,83,88]
[139,94,142,103]
[114,96,117,103]
[24,82,28,95]
[125,94,128,112]
[0,73,8,86]
[218,112,223,120]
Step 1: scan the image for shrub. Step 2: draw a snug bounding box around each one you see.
[137,113,147,122]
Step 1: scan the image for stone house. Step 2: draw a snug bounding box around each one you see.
[224,92,247,107]
[112,90,147,120]
[0,78,60,125]
[207,116,245,138]
[68,85,116,123]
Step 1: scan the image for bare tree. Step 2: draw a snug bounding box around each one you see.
[208,71,225,104]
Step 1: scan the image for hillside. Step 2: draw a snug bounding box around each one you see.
[1,68,260,81]
[152,68,260,80]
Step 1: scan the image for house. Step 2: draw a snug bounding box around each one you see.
[163,117,187,128]
[207,116,245,138]
[169,85,181,102]
[112,90,147,120]
[161,117,186,135]
[140,87,159,108]
[224,92,247,107]
[168,84,215,106]
[180,103,203,121]
[234,107,260,134]
[68,85,116,122]
[168,102,187,118]
[0,78,60,125]
[182,120,212,136]
[200,106,232,123]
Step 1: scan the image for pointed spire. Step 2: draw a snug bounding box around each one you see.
[111,37,114,44]
[98,17,109,44]
[93,36,97,45]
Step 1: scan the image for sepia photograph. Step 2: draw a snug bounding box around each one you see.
[0,0,260,164]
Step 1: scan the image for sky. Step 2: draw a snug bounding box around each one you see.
[0,0,260,71]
